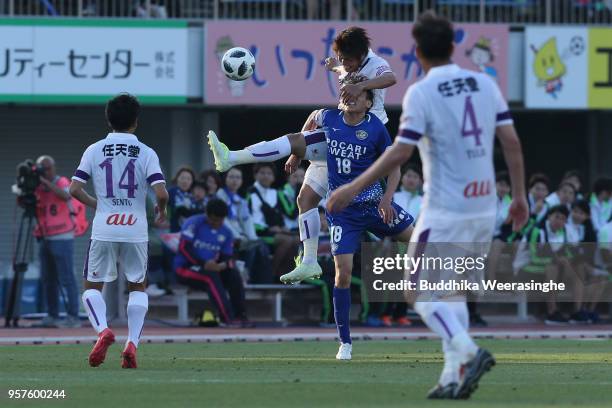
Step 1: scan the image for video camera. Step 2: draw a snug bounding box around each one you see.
[13,159,44,196]
[12,159,44,212]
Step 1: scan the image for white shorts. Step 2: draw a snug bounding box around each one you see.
[304,162,328,198]
[84,240,148,283]
[407,212,495,300]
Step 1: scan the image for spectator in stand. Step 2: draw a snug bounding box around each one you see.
[518,205,584,324]
[168,166,196,233]
[393,165,423,220]
[174,199,249,326]
[588,177,612,233]
[200,169,223,201]
[33,155,81,328]
[545,170,582,207]
[190,181,208,214]
[248,163,299,277]
[567,200,597,244]
[279,167,305,232]
[485,171,512,295]
[546,181,576,211]
[528,173,551,225]
[217,167,273,283]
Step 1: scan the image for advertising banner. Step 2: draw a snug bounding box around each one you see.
[0,19,189,104]
[205,21,509,106]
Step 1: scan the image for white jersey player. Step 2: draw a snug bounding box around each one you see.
[208,27,397,285]
[70,93,169,369]
[327,12,528,400]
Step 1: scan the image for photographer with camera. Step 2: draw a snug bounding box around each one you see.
[33,155,81,328]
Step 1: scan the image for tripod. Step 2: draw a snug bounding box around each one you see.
[4,195,37,327]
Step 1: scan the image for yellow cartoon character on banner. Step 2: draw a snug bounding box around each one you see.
[531,38,566,99]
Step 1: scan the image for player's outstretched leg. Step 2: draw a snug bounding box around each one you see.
[207,130,293,172]
[122,290,148,369]
[280,205,322,284]
[83,289,115,367]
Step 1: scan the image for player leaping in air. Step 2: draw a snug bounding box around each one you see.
[70,94,169,369]
[209,26,396,285]
[327,12,529,399]
[208,75,414,360]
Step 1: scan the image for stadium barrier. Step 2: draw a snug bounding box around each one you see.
[1,0,610,24]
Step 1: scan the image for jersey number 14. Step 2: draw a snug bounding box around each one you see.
[99,158,139,198]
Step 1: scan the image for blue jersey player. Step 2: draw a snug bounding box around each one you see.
[317,84,414,360]
[207,76,414,359]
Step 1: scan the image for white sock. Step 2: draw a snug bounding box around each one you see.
[299,208,320,264]
[414,301,464,343]
[447,300,469,330]
[439,340,461,386]
[127,291,148,348]
[82,289,108,334]
[229,136,292,165]
[450,331,479,363]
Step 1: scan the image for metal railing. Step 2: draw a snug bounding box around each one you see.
[0,0,610,24]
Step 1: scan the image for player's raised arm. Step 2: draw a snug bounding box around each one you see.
[496,124,528,231]
[341,72,396,103]
[327,142,415,214]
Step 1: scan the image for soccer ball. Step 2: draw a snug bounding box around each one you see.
[221,47,255,81]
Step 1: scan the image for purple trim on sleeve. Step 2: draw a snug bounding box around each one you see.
[305,131,326,146]
[147,173,165,184]
[397,128,422,141]
[496,111,512,122]
[73,169,90,181]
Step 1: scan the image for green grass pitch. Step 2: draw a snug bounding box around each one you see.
[1,339,611,407]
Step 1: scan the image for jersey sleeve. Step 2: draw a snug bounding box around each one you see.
[488,75,513,127]
[180,216,197,243]
[72,145,93,183]
[313,109,328,127]
[145,148,165,186]
[396,86,427,145]
[377,121,393,155]
[372,56,393,77]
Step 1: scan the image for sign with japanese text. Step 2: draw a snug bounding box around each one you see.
[525,27,612,109]
[204,21,509,106]
[0,19,189,104]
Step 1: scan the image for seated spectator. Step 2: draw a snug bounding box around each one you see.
[174,199,249,326]
[528,173,551,226]
[201,169,223,202]
[279,167,305,232]
[545,170,582,207]
[217,167,273,283]
[168,166,196,232]
[248,164,299,277]
[567,200,597,244]
[493,171,512,241]
[545,181,576,211]
[515,205,583,324]
[393,165,423,220]
[191,181,208,214]
[588,177,612,233]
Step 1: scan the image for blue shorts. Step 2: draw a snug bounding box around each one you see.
[327,201,414,256]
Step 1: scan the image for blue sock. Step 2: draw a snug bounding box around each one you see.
[333,287,351,344]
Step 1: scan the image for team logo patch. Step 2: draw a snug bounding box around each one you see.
[218,235,226,243]
[356,130,368,140]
